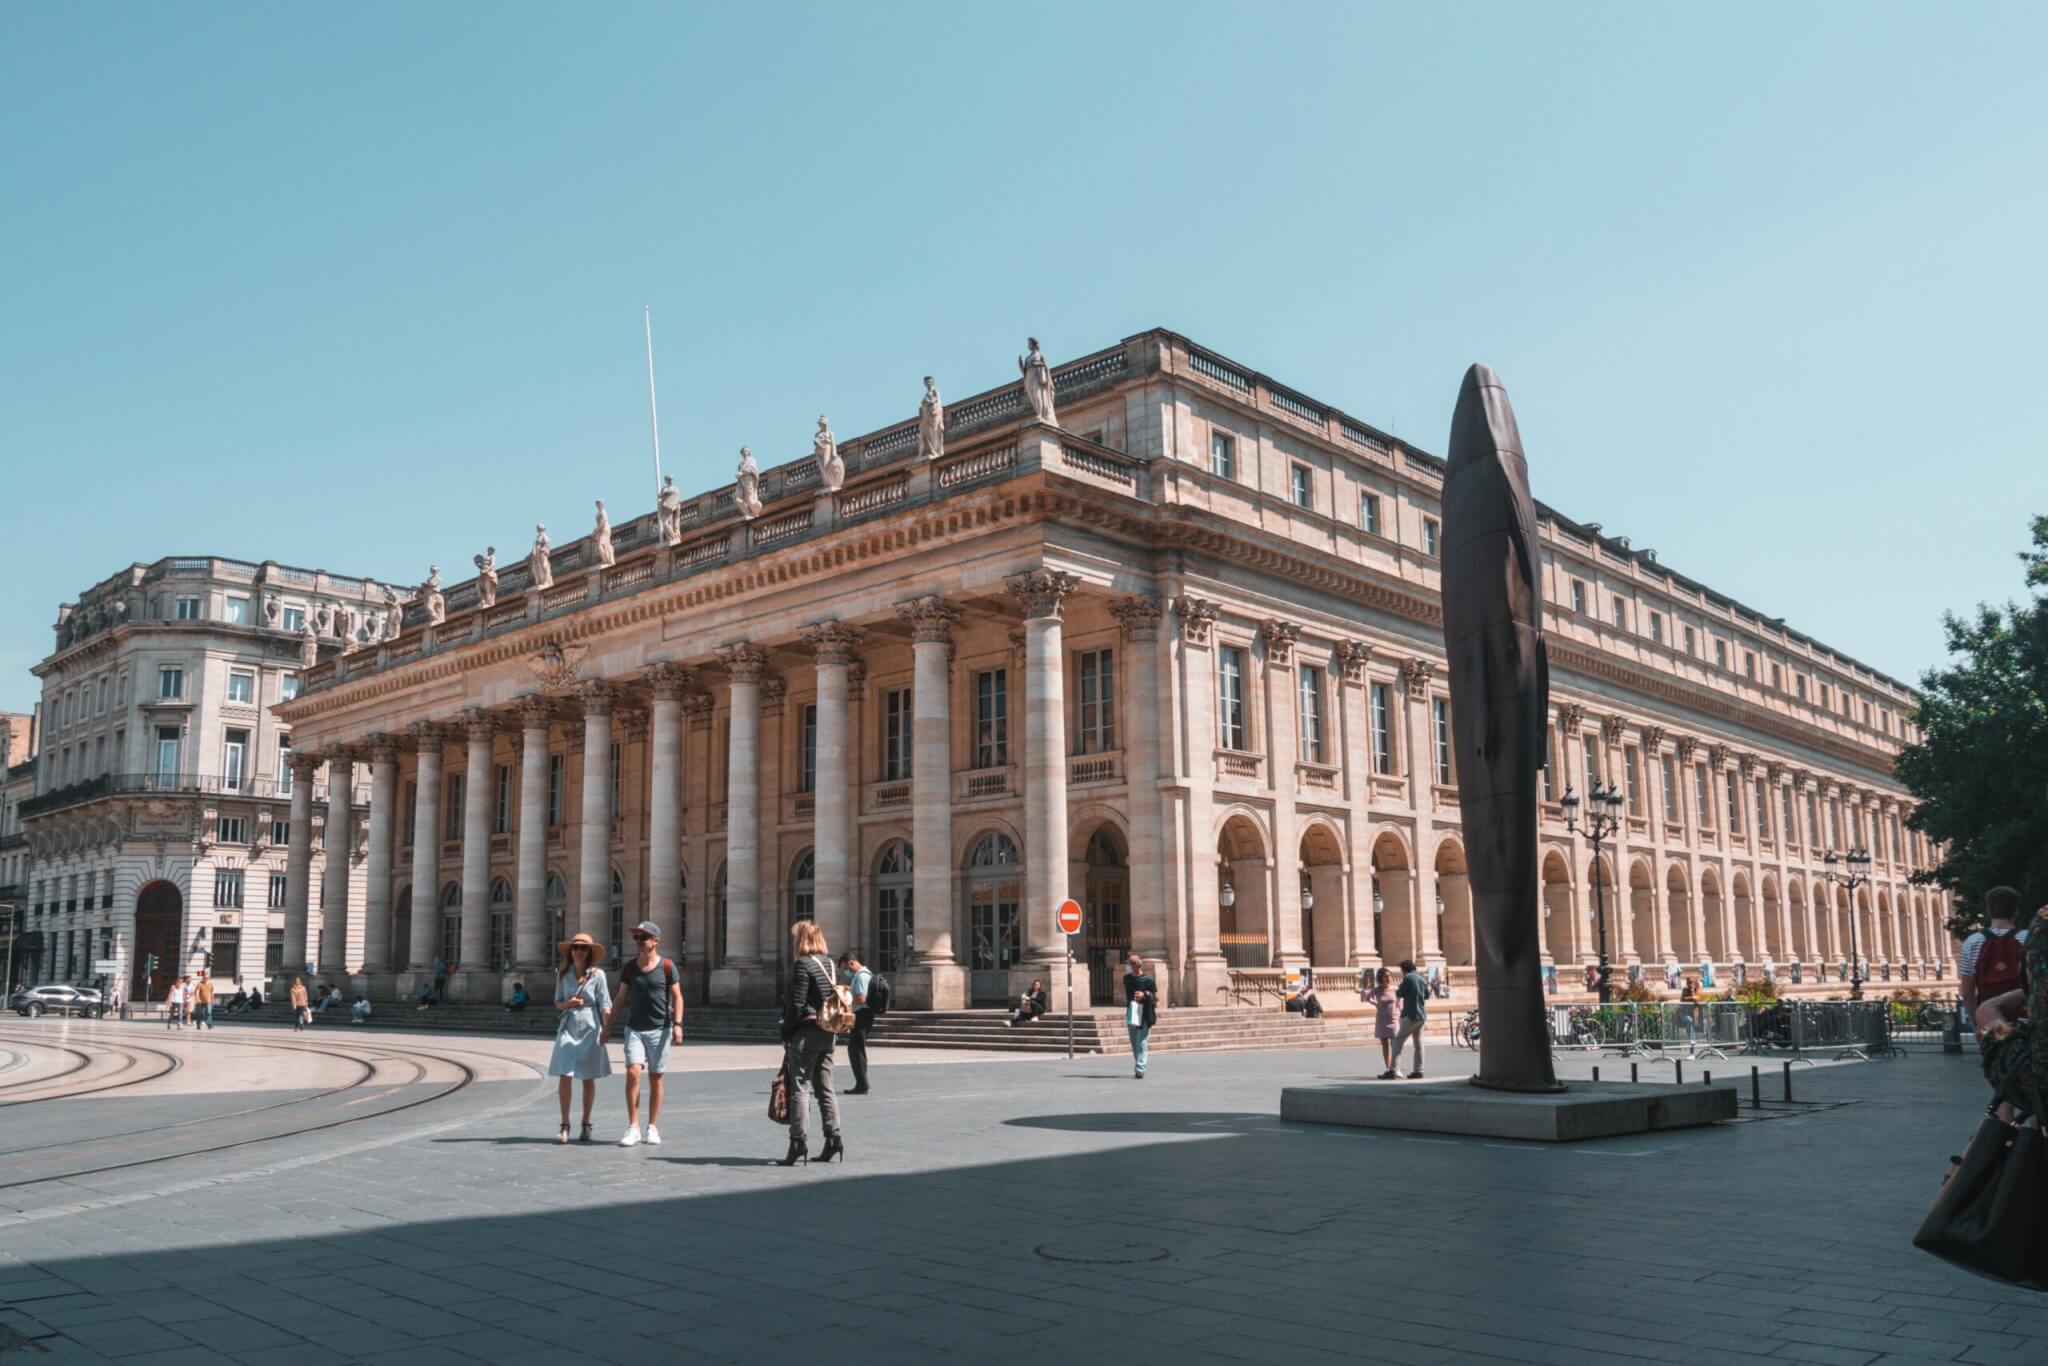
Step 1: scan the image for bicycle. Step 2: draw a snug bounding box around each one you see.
[1453,1008,1482,1050]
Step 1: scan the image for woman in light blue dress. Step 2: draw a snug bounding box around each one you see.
[548,933,612,1144]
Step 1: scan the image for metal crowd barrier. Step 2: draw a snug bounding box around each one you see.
[1547,998,1921,1060]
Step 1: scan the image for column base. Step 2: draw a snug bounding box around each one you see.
[709,963,777,1008]
[895,961,966,1011]
[448,970,505,1005]
[354,971,400,1002]
[1182,952,1233,1009]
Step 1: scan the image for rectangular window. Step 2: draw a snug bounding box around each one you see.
[1290,464,1312,509]
[1695,764,1710,827]
[1297,665,1325,763]
[270,819,289,846]
[1217,648,1247,751]
[1360,491,1381,536]
[214,868,243,908]
[1649,612,1664,645]
[280,673,300,701]
[1209,431,1235,480]
[1744,651,1756,680]
[1431,698,1452,784]
[882,687,911,781]
[1582,734,1601,784]
[175,597,201,621]
[1714,640,1727,669]
[403,780,418,845]
[1570,580,1586,614]
[1541,726,1555,801]
[1624,747,1641,815]
[1422,517,1440,558]
[277,734,292,793]
[1795,675,1806,700]
[222,728,249,790]
[974,670,1009,768]
[1726,771,1741,831]
[217,816,247,844]
[158,667,184,700]
[799,704,818,793]
[281,606,305,632]
[97,677,109,713]
[548,754,564,826]
[1828,799,1840,849]
[227,671,255,704]
[223,596,250,625]
[445,772,465,841]
[610,741,621,819]
[1661,755,1678,822]
[269,872,289,909]
[1076,650,1115,755]
[495,764,512,834]
[1684,625,1696,656]
[1370,682,1394,774]
[1771,662,1783,690]
[1611,599,1628,630]
[155,726,180,780]
[117,672,128,706]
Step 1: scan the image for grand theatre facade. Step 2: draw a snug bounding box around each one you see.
[275,330,1952,1010]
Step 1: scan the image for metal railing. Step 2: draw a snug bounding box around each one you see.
[1540,998,1922,1060]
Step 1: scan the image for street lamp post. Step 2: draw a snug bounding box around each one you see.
[1563,782,1626,1004]
[1823,847,1873,1001]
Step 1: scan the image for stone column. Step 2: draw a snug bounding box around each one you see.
[576,683,614,947]
[319,751,354,979]
[645,666,688,953]
[514,699,552,971]
[1008,570,1088,1003]
[1335,641,1379,972]
[1401,658,1442,966]
[405,722,445,980]
[455,708,495,999]
[278,752,319,987]
[1112,595,1173,985]
[897,597,963,1009]
[801,623,860,952]
[1174,597,1229,1005]
[1261,620,1305,970]
[359,737,400,993]
[711,644,767,1004]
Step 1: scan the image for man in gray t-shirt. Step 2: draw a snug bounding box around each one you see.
[603,921,684,1147]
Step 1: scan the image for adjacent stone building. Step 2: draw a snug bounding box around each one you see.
[270,329,1952,1010]
[19,559,392,996]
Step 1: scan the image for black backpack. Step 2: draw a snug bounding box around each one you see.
[865,972,891,1017]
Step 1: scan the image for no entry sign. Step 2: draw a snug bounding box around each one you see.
[1057,899,1084,936]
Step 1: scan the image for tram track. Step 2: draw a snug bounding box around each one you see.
[0,1024,508,1193]
[0,1033,180,1105]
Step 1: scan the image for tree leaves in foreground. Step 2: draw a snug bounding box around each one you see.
[1896,515,2048,937]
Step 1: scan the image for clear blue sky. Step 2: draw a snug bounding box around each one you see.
[3,2,2042,715]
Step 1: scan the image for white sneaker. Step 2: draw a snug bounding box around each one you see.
[618,1127,641,1147]
[644,1125,662,1146]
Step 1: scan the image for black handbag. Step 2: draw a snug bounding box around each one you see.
[1914,1105,2045,1288]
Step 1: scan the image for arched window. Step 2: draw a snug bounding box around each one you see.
[789,849,815,925]
[678,865,690,959]
[545,873,567,952]
[489,878,513,971]
[874,841,913,973]
[391,886,412,973]
[966,834,1021,988]
[440,882,462,970]
[713,862,728,967]
[609,868,626,964]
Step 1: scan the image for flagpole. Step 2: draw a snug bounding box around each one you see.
[644,306,663,496]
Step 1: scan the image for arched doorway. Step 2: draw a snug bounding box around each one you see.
[1732,872,1754,962]
[1541,850,1577,965]
[1369,834,1413,967]
[711,863,728,967]
[609,868,626,965]
[1761,876,1783,965]
[439,882,462,971]
[1666,865,1693,965]
[965,833,1021,1005]
[1218,815,1268,968]
[1700,868,1726,966]
[1298,824,1344,968]
[1436,840,1472,968]
[1082,826,1129,1004]
[391,886,412,972]
[1586,853,1618,974]
[872,842,913,974]
[131,880,182,1001]
[788,850,816,928]
[489,878,513,971]
[1788,880,1810,965]
[1628,859,1658,967]
[545,872,568,951]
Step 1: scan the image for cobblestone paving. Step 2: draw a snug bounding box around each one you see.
[0,1022,2039,1365]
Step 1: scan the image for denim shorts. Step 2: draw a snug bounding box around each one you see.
[622,1027,670,1074]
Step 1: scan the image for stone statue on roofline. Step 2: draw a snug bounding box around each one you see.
[656,475,685,546]
[298,617,319,668]
[381,586,405,640]
[420,566,445,626]
[734,447,763,519]
[531,524,554,591]
[917,376,944,460]
[813,415,843,493]
[593,500,615,568]
[474,547,498,608]
[1018,336,1056,425]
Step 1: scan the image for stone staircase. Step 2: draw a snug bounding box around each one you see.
[329,1000,1383,1055]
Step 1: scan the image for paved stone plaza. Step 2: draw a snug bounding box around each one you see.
[1,1019,2041,1366]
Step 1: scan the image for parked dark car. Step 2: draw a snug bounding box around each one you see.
[10,985,106,1019]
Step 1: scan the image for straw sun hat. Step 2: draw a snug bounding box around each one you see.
[557,932,605,968]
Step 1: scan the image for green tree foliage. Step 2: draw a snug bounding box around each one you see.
[1896,516,2048,936]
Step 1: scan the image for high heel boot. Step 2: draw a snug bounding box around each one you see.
[776,1134,809,1167]
[818,1134,844,1163]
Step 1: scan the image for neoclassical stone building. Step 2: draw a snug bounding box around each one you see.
[273,329,1952,1010]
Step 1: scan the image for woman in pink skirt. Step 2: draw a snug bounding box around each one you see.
[1365,966,1400,1079]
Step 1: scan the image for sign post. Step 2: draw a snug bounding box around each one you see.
[1057,899,1084,1060]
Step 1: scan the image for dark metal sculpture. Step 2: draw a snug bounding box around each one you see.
[1441,364,1562,1093]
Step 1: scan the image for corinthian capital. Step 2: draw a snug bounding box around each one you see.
[1334,640,1372,683]
[800,621,864,667]
[897,595,961,645]
[1176,596,1219,645]
[1006,568,1079,621]
[1108,594,1164,642]
[1556,702,1585,735]
[575,681,615,718]
[1259,620,1302,667]
[1400,657,1435,692]
[461,706,497,742]
[644,662,695,701]
[715,642,768,683]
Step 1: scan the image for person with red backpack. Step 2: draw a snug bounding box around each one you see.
[1959,886,2027,1041]
[605,920,684,1147]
